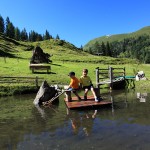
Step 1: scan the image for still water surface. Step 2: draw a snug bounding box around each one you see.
[0,89,150,150]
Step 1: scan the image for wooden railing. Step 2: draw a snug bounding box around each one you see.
[0,76,44,88]
[96,66,126,89]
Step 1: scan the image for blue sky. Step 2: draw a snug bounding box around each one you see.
[0,0,150,47]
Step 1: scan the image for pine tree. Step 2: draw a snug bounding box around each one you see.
[20,28,28,41]
[36,34,43,41]
[94,41,101,54]
[0,15,5,33]
[101,42,106,56]
[106,41,112,56]
[5,17,15,38]
[44,30,50,40]
[80,45,83,51]
[5,17,10,37]
[8,22,15,38]
[14,27,21,40]
[29,30,37,42]
[145,51,150,64]
[56,34,60,39]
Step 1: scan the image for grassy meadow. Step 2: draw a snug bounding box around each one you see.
[0,36,150,96]
[0,56,150,95]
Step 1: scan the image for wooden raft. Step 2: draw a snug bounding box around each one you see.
[64,95,112,109]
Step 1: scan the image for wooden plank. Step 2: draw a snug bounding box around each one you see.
[99,77,109,79]
[98,68,109,70]
[97,81,111,84]
[113,72,125,74]
[99,72,108,75]
[64,96,112,109]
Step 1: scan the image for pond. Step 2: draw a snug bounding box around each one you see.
[0,89,150,150]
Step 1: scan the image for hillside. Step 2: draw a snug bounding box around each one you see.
[84,26,150,48]
[0,32,149,96]
[83,26,150,63]
[0,33,136,64]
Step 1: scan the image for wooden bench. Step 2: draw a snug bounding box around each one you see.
[29,64,51,73]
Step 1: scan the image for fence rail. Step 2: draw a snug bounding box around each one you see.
[96,66,126,89]
[0,76,44,87]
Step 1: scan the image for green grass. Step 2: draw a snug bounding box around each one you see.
[0,57,150,92]
[0,33,150,95]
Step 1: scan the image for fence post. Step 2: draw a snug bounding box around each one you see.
[4,57,6,63]
[96,67,100,88]
[65,91,72,102]
[35,76,38,88]
[123,67,126,80]
[109,67,113,90]
[110,92,114,115]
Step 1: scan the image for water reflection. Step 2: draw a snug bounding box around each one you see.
[66,108,97,136]
[137,92,148,102]
[0,90,150,150]
[34,104,46,118]
[34,104,59,119]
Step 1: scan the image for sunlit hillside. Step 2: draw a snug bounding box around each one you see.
[84,26,150,49]
[0,33,136,64]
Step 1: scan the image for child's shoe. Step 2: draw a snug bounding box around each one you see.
[95,97,103,102]
[95,97,99,102]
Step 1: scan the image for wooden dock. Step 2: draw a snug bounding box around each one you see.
[64,96,112,109]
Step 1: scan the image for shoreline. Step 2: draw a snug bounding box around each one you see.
[0,80,150,96]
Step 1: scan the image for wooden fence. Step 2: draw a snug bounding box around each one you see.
[96,66,126,89]
[0,76,44,88]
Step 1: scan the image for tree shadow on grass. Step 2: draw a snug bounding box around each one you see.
[32,71,56,74]
[51,63,62,66]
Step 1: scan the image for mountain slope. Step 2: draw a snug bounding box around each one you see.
[0,33,137,64]
[83,26,150,50]
[83,26,150,63]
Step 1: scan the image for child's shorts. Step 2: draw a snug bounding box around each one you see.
[83,84,93,90]
[68,87,79,93]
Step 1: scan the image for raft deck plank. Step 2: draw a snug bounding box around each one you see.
[64,96,112,109]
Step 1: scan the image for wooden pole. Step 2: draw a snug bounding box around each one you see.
[95,67,100,89]
[123,67,126,80]
[110,94,114,115]
[109,67,113,90]
[4,57,6,63]
[65,91,72,102]
[35,76,38,88]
